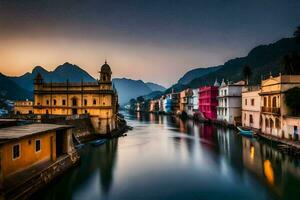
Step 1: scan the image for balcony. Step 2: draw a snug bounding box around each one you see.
[261,107,281,115]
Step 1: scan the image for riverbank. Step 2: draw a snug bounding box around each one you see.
[131,110,300,152]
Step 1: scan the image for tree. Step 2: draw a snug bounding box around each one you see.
[294,26,300,42]
[242,65,252,85]
[285,87,300,116]
[281,52,300,75]
[137,96,145,103]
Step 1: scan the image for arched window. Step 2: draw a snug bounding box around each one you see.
[249,114,253,124]
[53,99,57,105]
[265,118,269,127]
[272,97,277,108]
[84,99,88,106]
[270,118,274,129]
[46,100,49,105]
[72,98,77,106]
[93,99,97,105]
[275,118,280,129]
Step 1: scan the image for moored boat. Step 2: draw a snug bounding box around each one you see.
[237,126,254,137]
[90,139,107,146]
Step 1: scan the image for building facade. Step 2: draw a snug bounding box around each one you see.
[199,86,218,120]
[14,100,34,115]
[260,75,300,140]
[241,86,261,130]
[0,123,79,199]
[179,89,193,116]
[192,89,199,115]
[33,61,118,135]
[217,80,245,125]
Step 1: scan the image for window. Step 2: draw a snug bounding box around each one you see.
[62,99,66,105]
[244,113,246,120]
[84,99,88,106]
[272,97,277,108]
[264,97,267,107]
[93,99,96,105]
[251,99,254,106]
[245,99,247,106]
[46,100,49,105]
[72,98,77,106]
[250,115,253,124]
[12,144,20,160]
[53,99,57,105]
[35,139,41,152]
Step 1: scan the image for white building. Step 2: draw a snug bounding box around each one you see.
[241,86,261,130]
[192,89,199,114]
[217,80,245,125]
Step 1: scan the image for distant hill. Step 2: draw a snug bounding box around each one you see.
[112,78,166,105]
[142,91,164,100]
[145,82,166,92]
[9,62,96,91]
[0,73,32,100]
[166,37,300,93]
[178,66,221,85]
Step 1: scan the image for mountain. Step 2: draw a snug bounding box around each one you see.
[10,62,96,91]
[145,82,166,92]
[0,73,32,100]
[166,37,300,93]
[112,78,153,105]
[177,66,221,85]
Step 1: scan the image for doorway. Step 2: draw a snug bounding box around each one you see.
[72,109,78,115]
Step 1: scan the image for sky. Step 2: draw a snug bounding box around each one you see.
[0,0,299,87]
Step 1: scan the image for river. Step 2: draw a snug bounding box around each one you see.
[37,111,300,200]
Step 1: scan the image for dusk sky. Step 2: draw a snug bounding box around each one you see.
[0,0,299,87]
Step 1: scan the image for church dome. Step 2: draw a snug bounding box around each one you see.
[101,60,112,74]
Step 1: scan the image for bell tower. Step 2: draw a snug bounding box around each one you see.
[99,60,112,82]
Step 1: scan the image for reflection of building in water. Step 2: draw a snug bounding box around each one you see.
[199,123,214,143]
[216,128,243,172]
[98,139,118,194]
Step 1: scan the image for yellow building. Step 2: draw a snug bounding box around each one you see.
[14,100,34,114]
[0,123,79,199]
[33,61,118,135]
[260,74,300,139]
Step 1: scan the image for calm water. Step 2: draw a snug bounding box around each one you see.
[38,112,300,200]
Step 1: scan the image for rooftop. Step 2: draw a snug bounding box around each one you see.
[0,123,72,143]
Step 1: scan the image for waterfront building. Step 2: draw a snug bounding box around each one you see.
[158,96,164,113]
[179,89,193,116]
[217,80,245,125]
[149,100,159,113]
[0,123,79,199]
[241,86,261,130]
[192,89,199,115]
[170,92,180,114]
[199,81,219,120]
[33,61,118,135]
[14,100,34,115]
[260,75,300,140]
[163,96,172,114]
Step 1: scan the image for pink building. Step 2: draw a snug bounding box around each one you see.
[199,84,219,120]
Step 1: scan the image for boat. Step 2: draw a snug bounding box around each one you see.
[90,139,107,147]
[237,126,254,137]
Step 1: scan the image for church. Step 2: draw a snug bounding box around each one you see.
[33,61,118,134]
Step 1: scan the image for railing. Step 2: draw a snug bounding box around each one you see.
[261,107,281,115]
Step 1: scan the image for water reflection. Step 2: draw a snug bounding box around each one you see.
[38,112,300,200]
